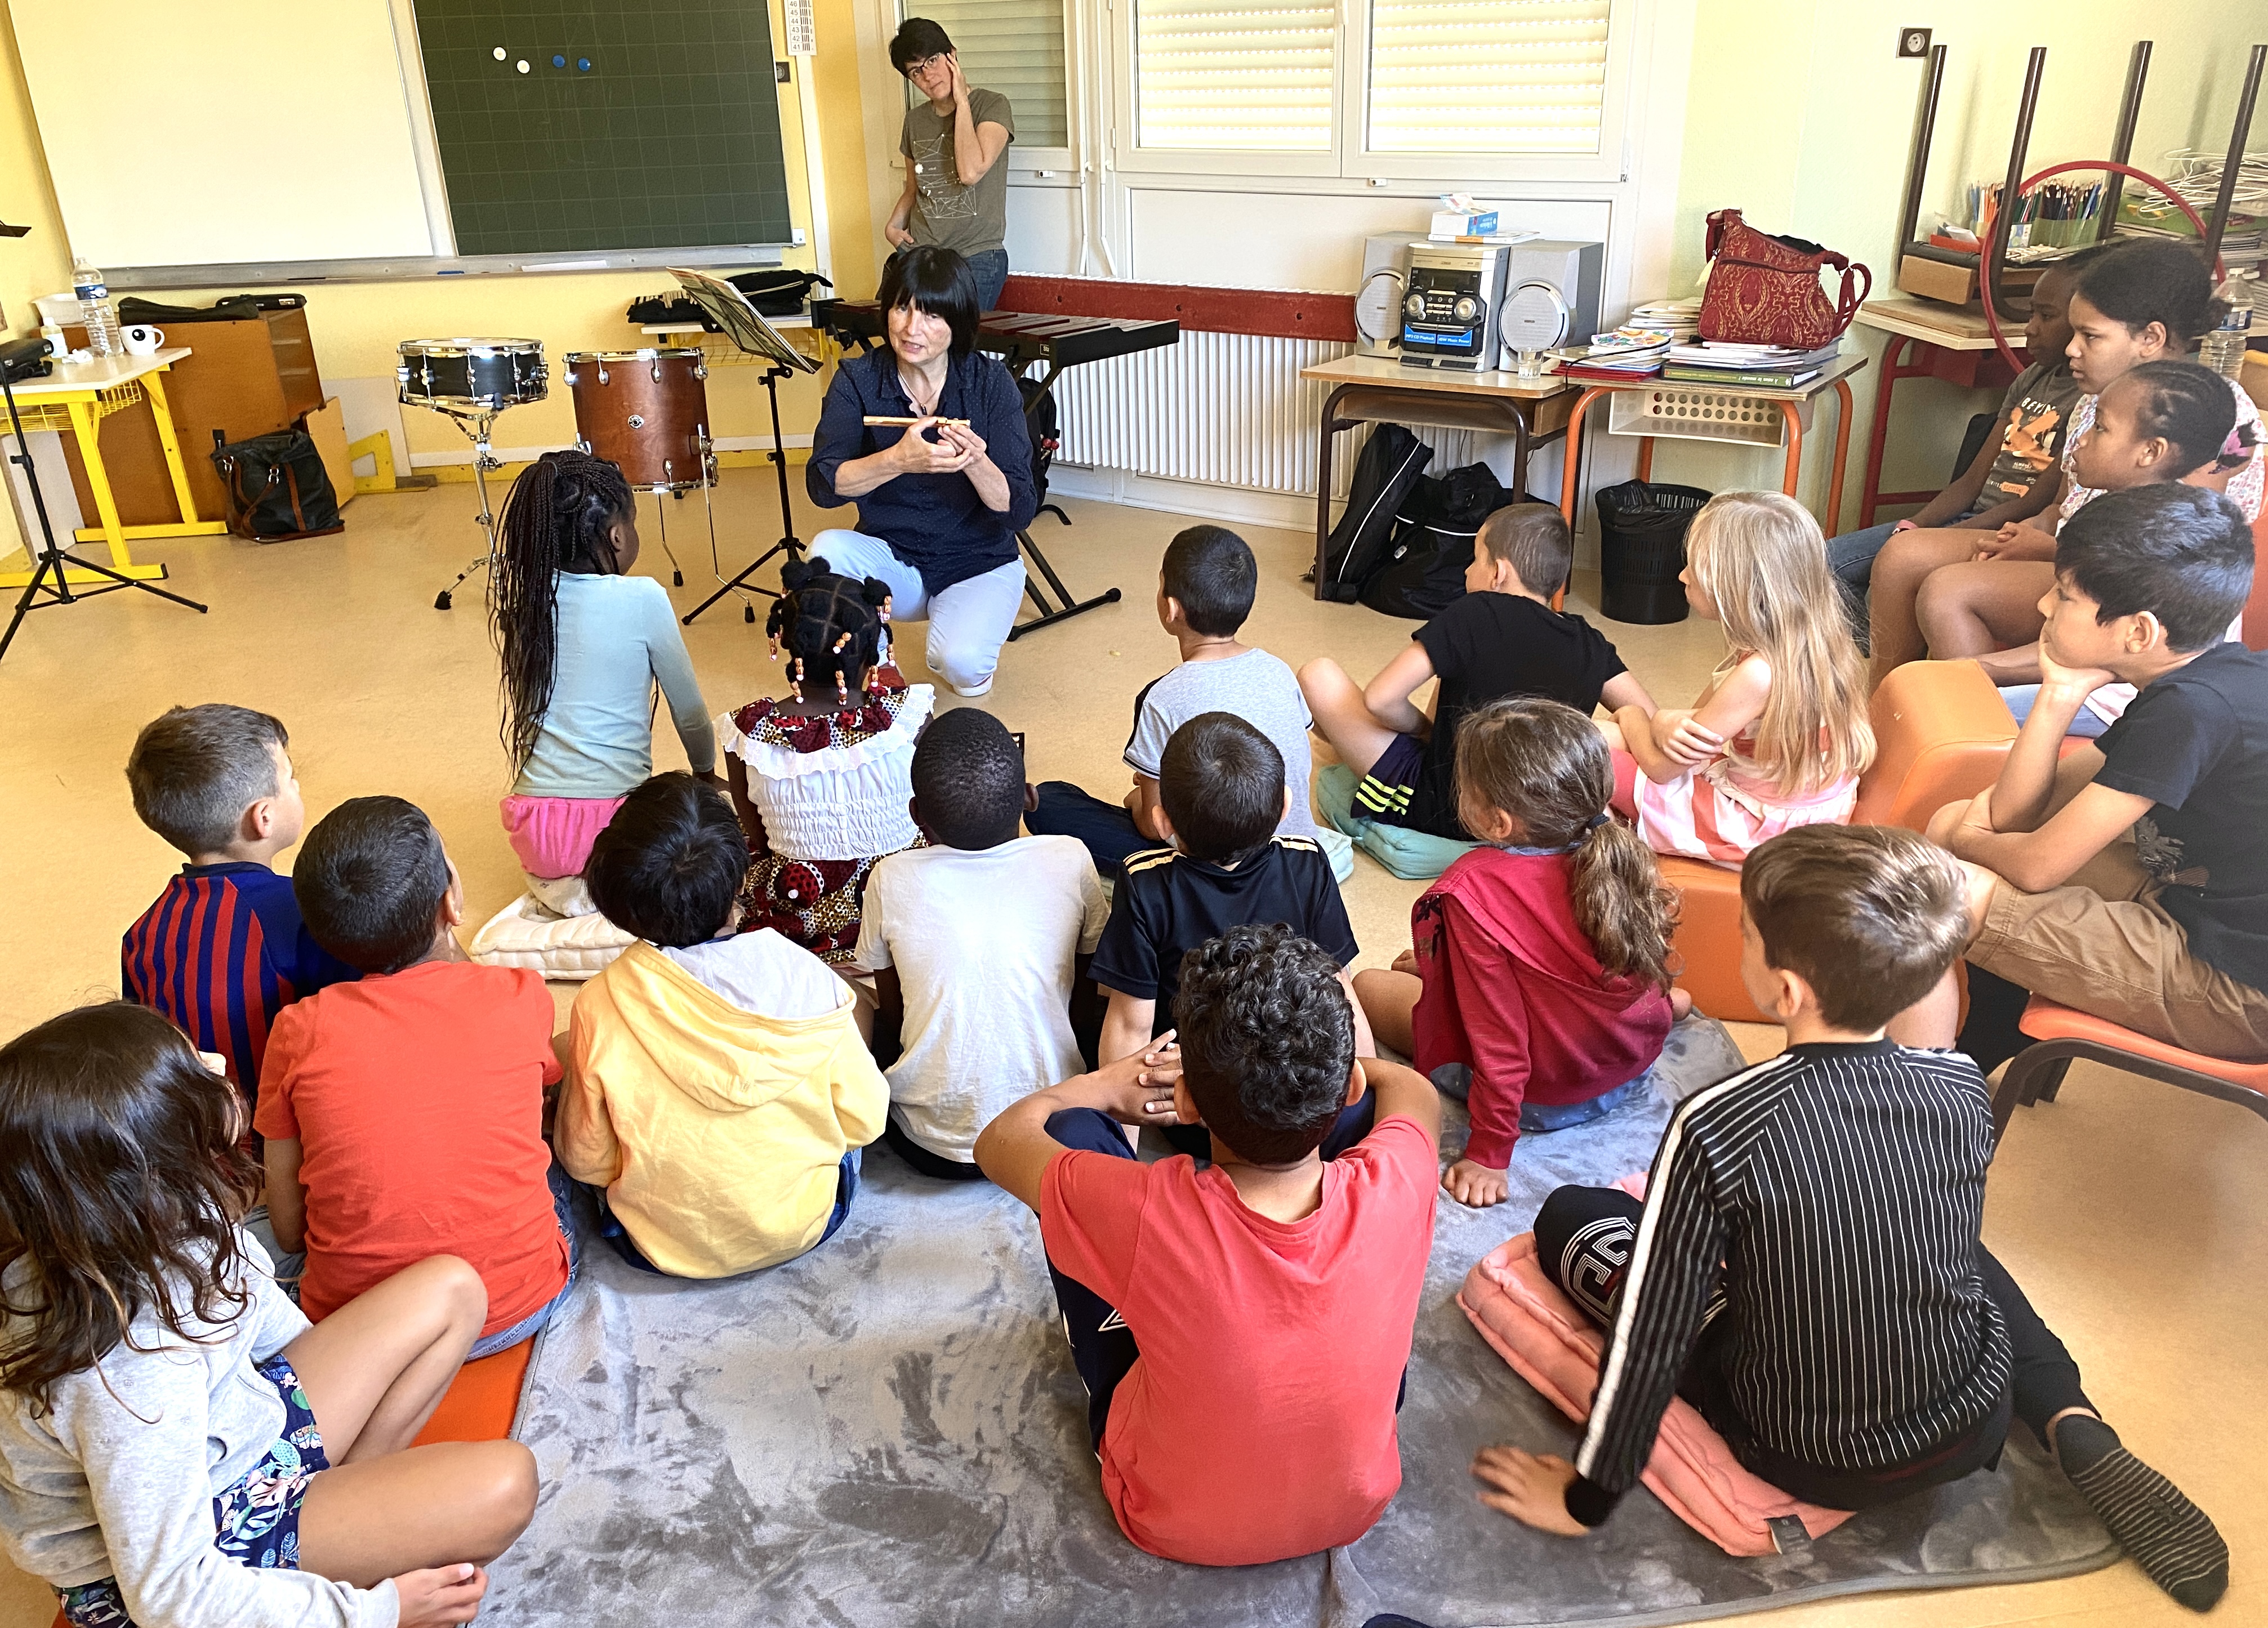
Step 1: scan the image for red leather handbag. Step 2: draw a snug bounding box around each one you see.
[1697,209,1871,348]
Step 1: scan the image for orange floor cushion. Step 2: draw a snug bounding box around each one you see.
[412,1341,535,1447]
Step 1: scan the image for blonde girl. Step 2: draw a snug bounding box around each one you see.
[1604,491,1874,868]
[1356,698,1681,1208]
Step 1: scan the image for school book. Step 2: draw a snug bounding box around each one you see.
[1660,363,1822,388]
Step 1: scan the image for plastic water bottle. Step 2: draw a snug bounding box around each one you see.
[72,259,120,357]
[2202,273,2255,382]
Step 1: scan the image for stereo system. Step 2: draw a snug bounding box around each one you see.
[1365,234,1605,374]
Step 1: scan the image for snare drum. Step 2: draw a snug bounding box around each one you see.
[564,349,714,491]
[397,338,549,413]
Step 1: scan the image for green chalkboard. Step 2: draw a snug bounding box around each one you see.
[412,0,794,257]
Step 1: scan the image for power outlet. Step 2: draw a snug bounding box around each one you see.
[1897,26,1931,58]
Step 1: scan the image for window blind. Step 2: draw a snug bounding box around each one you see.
[904,0,1071,148]
[1134,0,1335,151]
[1367,0,1610,153]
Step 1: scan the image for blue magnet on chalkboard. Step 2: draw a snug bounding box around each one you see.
[577,57,592,71]
[552,53,566,67]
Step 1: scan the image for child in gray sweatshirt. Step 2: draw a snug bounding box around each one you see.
[0,1003,538,1628]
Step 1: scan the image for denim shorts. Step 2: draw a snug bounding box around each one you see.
[57,1357,328,1627]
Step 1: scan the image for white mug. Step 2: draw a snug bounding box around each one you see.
[122,323,163,356]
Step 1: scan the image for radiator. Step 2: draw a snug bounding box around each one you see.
[1051,331,1486,499]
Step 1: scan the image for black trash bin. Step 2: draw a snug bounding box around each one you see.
[1594,479,1709,625]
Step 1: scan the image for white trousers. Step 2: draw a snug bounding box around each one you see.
[809,529,1026,697]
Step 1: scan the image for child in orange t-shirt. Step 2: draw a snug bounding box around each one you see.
[254,796,574,1356]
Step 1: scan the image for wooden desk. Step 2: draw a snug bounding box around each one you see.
[1298,354,1574,597]
[1852,299,2022,527]
[1554,351,1865,533]
[0,349,222,588]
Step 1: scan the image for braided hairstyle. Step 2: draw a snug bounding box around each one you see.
[767,556,893,701]
[2113,359,2248,478]
[489,450,636,775]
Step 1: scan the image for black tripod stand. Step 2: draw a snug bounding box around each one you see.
[0,337,205,667]
[683,363,803,625]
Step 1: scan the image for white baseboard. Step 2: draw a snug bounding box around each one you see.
[410,433,813,468]
[1048,465,1321,537]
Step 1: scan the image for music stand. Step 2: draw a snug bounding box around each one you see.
[0,336,206,667]
[669,267,818,625]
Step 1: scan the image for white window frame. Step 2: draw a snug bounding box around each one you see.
[1108,0,1637,182]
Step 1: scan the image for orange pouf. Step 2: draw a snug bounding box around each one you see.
[413,1341,534,1446]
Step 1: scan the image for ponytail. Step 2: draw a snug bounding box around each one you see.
[1452,697,1678,991]
[489,451,635,774]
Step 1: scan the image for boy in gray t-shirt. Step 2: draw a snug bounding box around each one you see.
[1031,525,1345,878]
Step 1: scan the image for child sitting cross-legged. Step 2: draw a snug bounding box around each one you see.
[1603,491,1874,868]
[855,709,1110,1180]
[1473,824,2228,1612]
[1355,697,1681,1210]
[0,1002,537,1628]
[121,704,358,1112]
[975,924,1443,1567]
[1089,712,1374,1157]
[1916,484,2268,1076]
[1030,523,1338,876]
[1300,503,1655,842]
[562,773,888,1273]
[255,797,576,1358]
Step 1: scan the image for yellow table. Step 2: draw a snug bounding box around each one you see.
[0,347,226,587]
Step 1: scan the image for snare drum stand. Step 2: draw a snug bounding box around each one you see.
[681,363,804,626]
[431,410,505,611]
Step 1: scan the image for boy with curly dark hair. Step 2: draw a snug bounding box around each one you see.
[975,923,1441,1567]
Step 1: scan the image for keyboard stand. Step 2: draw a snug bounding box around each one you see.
[1001,353,1120,641]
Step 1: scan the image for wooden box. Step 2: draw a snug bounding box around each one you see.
[59,308,324,527]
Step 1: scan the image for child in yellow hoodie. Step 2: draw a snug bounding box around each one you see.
[560,773,889,1277]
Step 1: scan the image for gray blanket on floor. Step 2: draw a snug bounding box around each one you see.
[487,1019,2117,1627]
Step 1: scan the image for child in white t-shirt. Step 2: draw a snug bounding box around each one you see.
[855,708,1110,1180]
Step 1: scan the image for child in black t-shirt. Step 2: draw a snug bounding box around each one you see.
[1299,505,1655,841]
[1090,713,1371,1153]
[1905,484,2268,1068]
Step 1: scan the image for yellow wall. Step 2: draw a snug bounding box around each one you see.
[1658,1,2258,525]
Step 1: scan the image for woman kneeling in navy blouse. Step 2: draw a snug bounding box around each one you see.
[807,246,1036,698]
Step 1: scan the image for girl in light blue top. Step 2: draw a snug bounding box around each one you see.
[489,451,718,884]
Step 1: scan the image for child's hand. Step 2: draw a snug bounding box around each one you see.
[1089,1034,1182,1125]
[1442,1158,1510,1207]
[394,1563,490,1628]
[1472,1446,1589,1537]
[1651,709,1724,767]
[1391,947,1419,975]
[2036,641,2117,707]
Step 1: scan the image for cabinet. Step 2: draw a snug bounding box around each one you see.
[59,309,324,527]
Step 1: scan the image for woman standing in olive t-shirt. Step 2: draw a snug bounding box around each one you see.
[884,18,1014,311]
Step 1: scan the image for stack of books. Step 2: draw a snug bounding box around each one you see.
[1662,340,1842,389]
[1552,328,1670,382]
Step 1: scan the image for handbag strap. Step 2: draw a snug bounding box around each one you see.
[1830,261,1873,336]
[1704,208,1740,262]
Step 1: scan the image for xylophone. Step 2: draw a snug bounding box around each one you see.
[813,300,1182,638]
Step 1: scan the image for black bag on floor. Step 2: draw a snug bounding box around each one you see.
[1320,423,1431,601]
[210,429,342,542]
[1358,461,1520,621]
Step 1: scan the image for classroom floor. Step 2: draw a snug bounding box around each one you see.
[0,471,2259,1627]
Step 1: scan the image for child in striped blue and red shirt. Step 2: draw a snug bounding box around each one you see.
[121,705,358,1111]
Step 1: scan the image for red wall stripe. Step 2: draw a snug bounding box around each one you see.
[997,275,1359,345]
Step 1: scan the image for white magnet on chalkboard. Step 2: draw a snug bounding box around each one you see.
[493,46,506,60]
[516,59,529,72]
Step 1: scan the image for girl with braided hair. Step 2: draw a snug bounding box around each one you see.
[718,557,932,962]
[491,451,718,906]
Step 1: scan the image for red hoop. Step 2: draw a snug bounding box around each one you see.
[1979,159,2220,372]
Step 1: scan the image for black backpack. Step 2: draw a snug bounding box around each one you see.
[727,269,834,316]
[1019,376,1061,509]
[1319,423,1432,601]
[1358,461,1521,621]
[210,429,342,542]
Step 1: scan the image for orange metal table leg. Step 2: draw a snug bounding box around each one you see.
[1779,402,1804,496]
[1556,387,1611,527]
[1824,377,1855,533]
[1635,435,1655,482]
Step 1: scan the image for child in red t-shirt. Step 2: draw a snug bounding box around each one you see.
[975,923,1441,1567]
[1356,697,1681,1209]
[254,797,574,1357]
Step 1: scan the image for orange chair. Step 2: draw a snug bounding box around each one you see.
[1664,659,2016,1023]
[1989,996,2268,1147]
